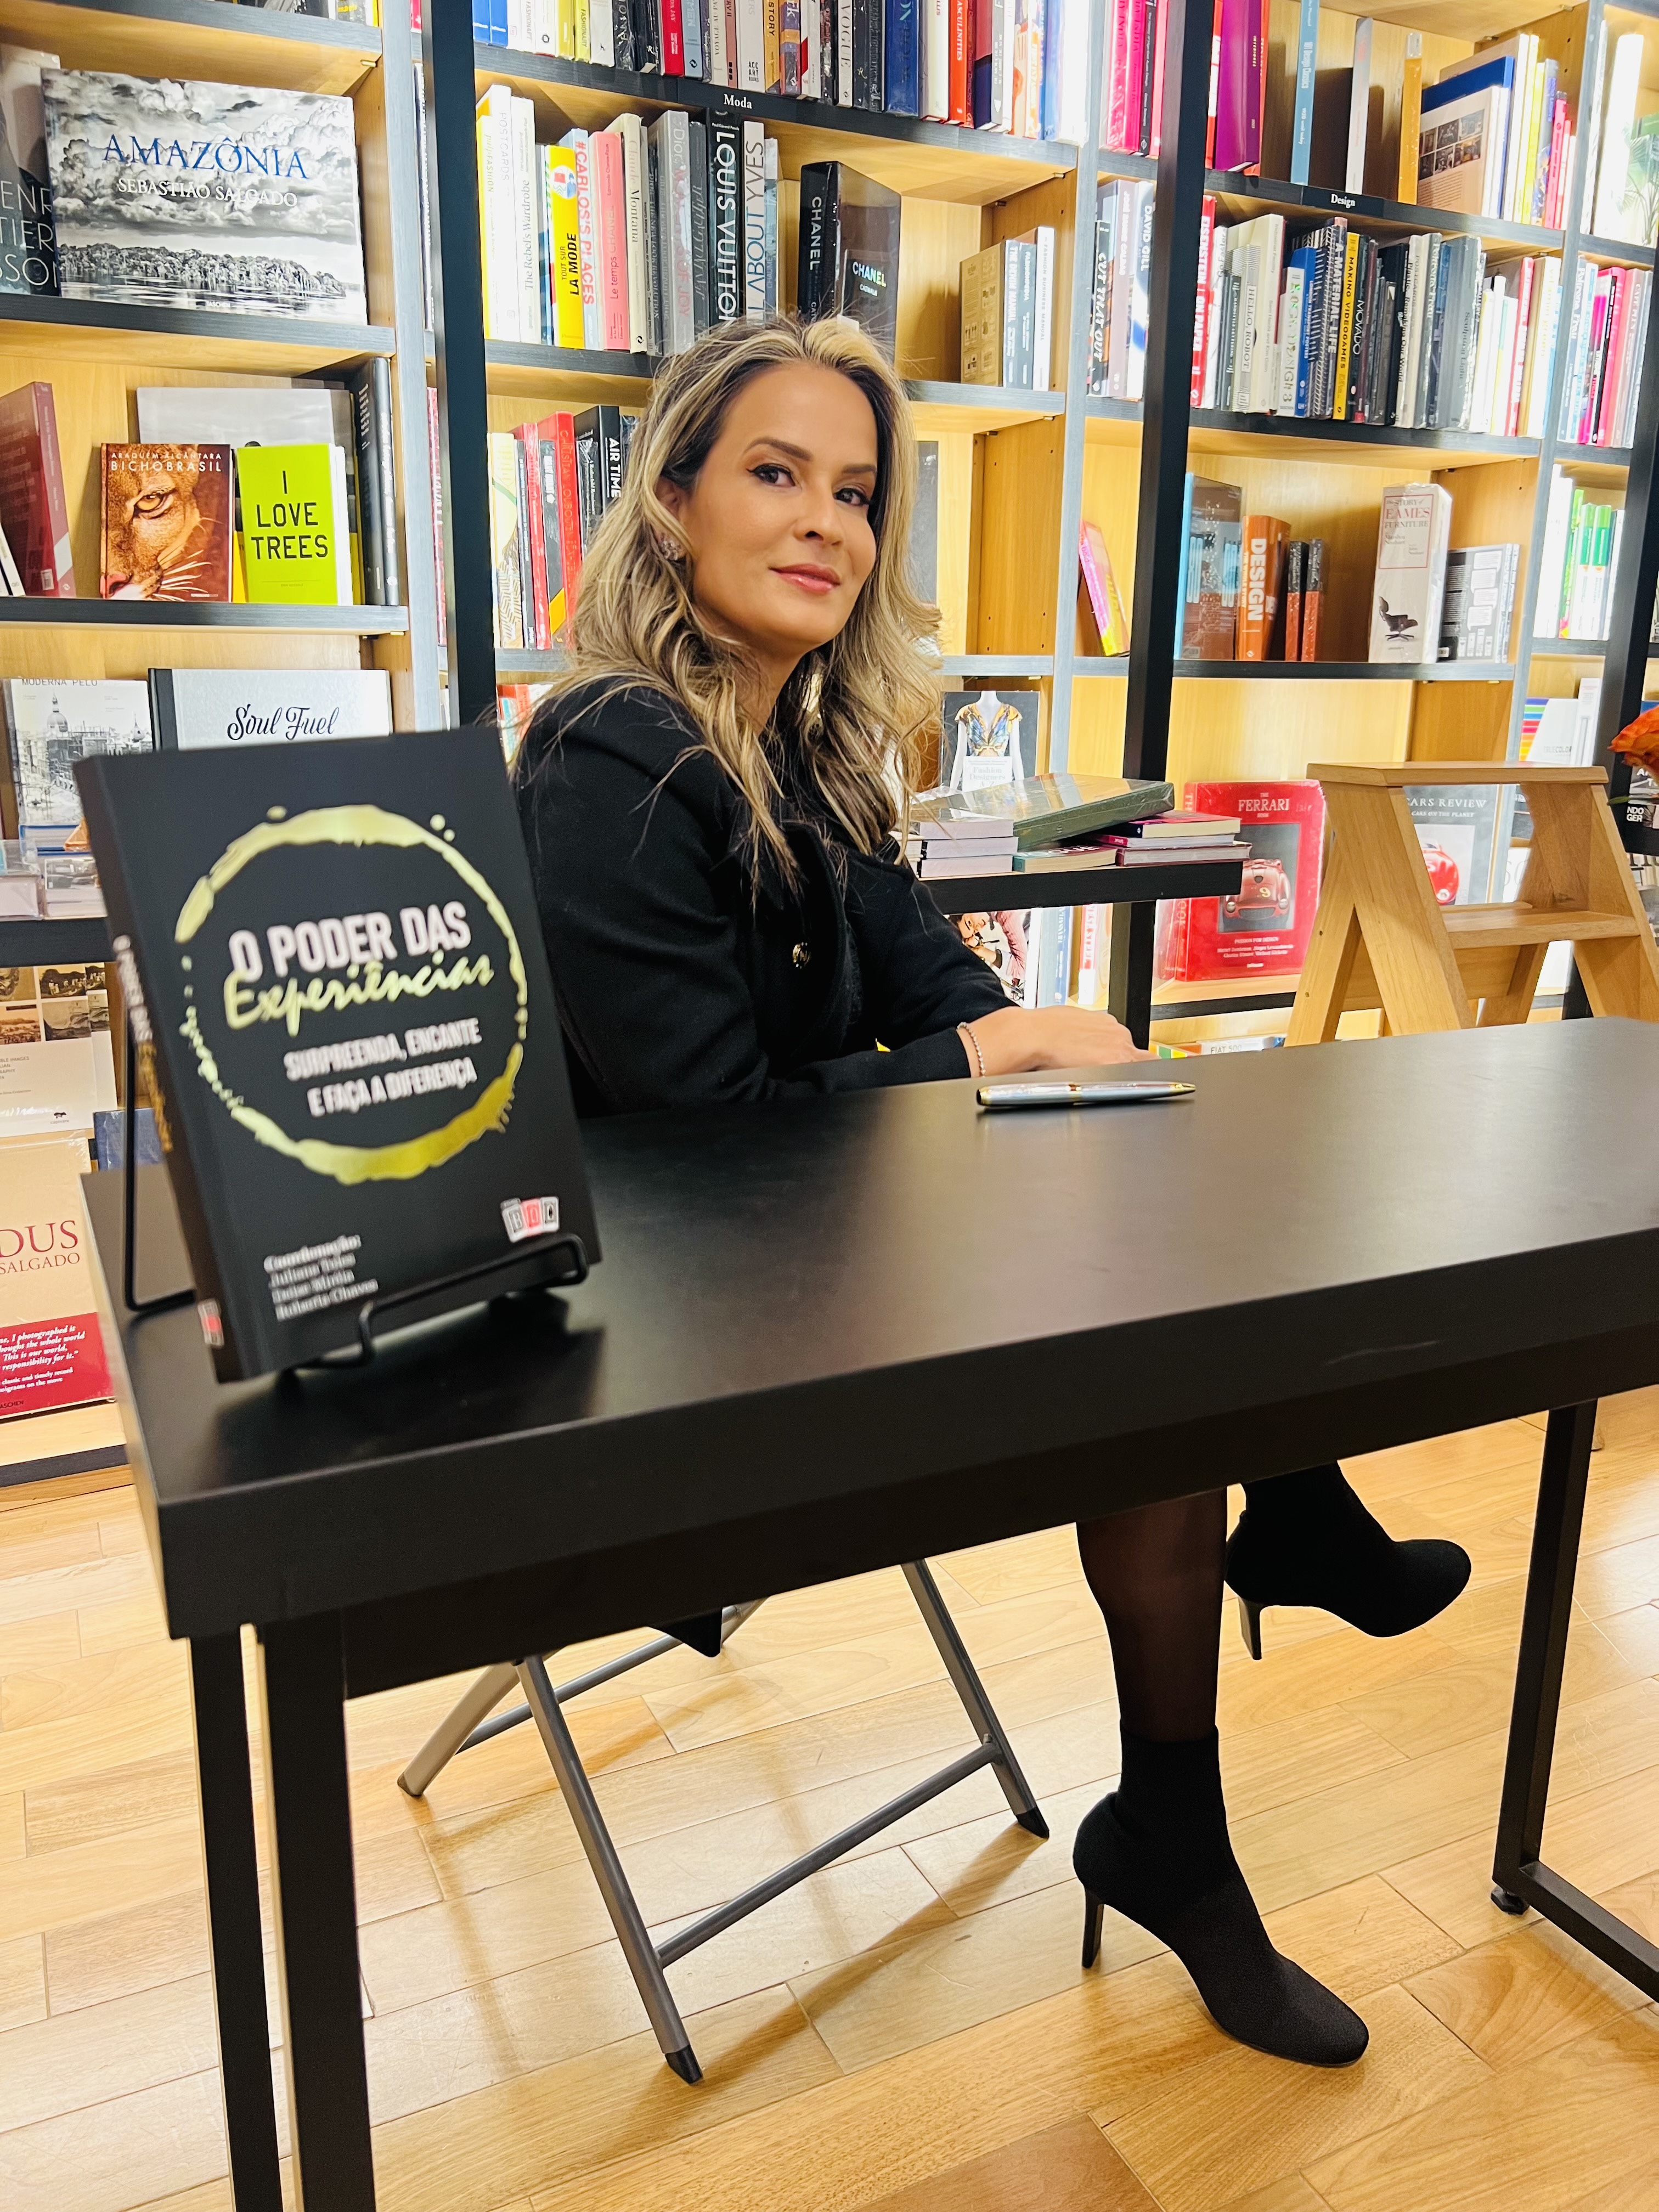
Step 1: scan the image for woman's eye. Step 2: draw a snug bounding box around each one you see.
[837,486,872,508]
[752,463,793,486]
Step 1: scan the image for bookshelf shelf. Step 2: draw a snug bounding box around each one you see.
[1171,659,1515,681]
[0,916,110,964]
[938,654,1055,676]
[1531,637,1614,657]
[906,382,1065,433]
[472,49,1077,204]
[482,342,654,405]
[926,858,1246,914]
[1208,170,1565,256]
[1187,410,1539,467]
[0,296,396,377]
[1152,979,1299,1020]
[1073,657,1132,678]
[0,602,410,634]
[1579,235,1657,269]
[5,0,381,94]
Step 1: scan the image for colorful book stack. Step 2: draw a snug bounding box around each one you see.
[479,93,787,354]
[487,407,636,652]
[1557,259,1651,449]
[1098,0,1167,161]
[1175,478,1325,664]
[1414,34,1576,225]
[959,225,1056,389]
[1065,811,1250,872]
[905,812,1018,879]
[470,0,1091,142]
[1192,202,1559,439]
[1154,780,1327,987]
[1085,180,1153,400]
[1534,466,1625,644]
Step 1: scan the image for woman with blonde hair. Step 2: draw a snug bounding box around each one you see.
[515,315,1467,2070]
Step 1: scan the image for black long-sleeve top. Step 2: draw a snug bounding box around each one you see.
[514,676,1009,1116]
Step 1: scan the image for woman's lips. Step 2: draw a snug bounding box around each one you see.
[774,565,839,595]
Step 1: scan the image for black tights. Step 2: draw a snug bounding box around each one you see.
[1076,1492,1228,1742]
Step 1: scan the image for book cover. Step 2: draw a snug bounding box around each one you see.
[1173,779,1325,981]
[912,773,1174,849]
[4,679,153,861]
[797,162,900,361]
[0,1135,111,1416]
[1345,14,1373,193]
[938,689,1040,791]
[1237,513,1286,659]
[910,439,939,605]
[709,121,741,325]
[1180,472,1242,658]
[1283,537,1304,658]
[1397,31,1423,203]
[77,730,601,1380]
[101,441,233,601]
[1370,481,1452,663]
[1079,520,1129,654]
[149,667,392,750]
[1404,782,1499,908]
[0,47,59,297]
[1418,74,1509,217]
[1301,535,1324,657]
[234,443,340,607]
[1288,0,1317,184]
[486,429,524,647]
[953,907,1035,1005]
[544,148,583,349]
[742,119,765,321]
[0,381,70,595]
[42,69,367,321]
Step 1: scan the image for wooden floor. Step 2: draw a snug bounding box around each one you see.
[3,1403,1659,2212]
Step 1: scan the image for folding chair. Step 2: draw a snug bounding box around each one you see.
[399,1560,1047,2081]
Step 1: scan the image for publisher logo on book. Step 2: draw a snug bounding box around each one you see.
[502,1195,559,1245]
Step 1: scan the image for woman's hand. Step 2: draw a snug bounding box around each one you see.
[962,1003,1152,1074]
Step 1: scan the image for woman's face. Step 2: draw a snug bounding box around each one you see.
[657,362,880,698]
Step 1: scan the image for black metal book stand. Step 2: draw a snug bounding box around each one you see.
[120,1027,589,1367]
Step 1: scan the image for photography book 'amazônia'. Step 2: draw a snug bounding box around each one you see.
[77,729,599,1380]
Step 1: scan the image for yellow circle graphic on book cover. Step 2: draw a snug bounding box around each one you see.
[173,804,529,1188]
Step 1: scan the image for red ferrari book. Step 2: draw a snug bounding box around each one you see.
[1155,780,1325,984]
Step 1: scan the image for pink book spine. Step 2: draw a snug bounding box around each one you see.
[592,131,629,353]
[661,0,685,74]
[1106,0,1135,151]
[1584,275,1611,444]
[1149,0,1169,156]
[1544,98,1568,230]
[1601,269,1634,445]
[1190,193,1215,404]
[571,137,598,347]
[1122,0,1146,152]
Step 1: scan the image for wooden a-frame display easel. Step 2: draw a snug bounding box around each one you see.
[1288,763,1659,1042]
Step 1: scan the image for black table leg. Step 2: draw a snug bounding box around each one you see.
[1492,1401,1659,1998]
[188,1634,283,2212]
[257,1615,376,2212]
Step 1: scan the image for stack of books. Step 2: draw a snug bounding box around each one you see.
[469,0,1092,142]
[478,93,791,354]
[1085,181,1152,400]
[489,407,635,652]
[1534,467,1626,644]
[960,227,1056,390]
[905,814,1017,879]
[1066,811,1250,871]
[1412,34,1577,224]
[1175,475,1326,663]
[1440,544,1519,664]
[1192,208,1558,438]
[1558,258,1651,449]
[1099,0,1166,162]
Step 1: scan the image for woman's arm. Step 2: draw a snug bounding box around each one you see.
[519,712,979,1109]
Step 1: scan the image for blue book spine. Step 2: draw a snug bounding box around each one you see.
[473,1,492,37]
[1291,245,1317,414]
[490,0,510,43]
[1035,0,1057,140]
[1289,0,1319,185]
[1419,54,1513,116]
[885,0,919,115]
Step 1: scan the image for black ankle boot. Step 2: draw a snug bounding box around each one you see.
[1226,1464,1471,1660]
[1074,1729,1368,2068]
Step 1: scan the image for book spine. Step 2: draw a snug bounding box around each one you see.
[710,122,742,322]
[615,120,650,357]
[707,0,730,80]
[738,0,766,87]
[1300,536,1323,658]
[547,150,584,348]
[1345,15,1370,193]
[842,0,857,109]
[1331,232,1359,422]
[763,0,781,87]
[887,0,921,115]
[32,387,71,597]
[742,120,766,320]
[688,119,710,337]
[1398,32,1422,203]
[764,134,778,312]
[949,0,969,123]
[518,424,549,650]
[1283,538,1304,658]
[593,131,629,352]
[661,0,685,72]
[1189,193,1214,404]
[665,111,696,349]
[1031,227,1053,388]
[567,133,601,351]
[1288,0,1317,184]
[513,95,540,348]
[350,365,385,607]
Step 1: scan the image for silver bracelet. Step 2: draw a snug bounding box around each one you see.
[960,1022,985,1076]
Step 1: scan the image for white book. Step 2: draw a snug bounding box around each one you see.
[1594,33,1644,240]
[1105,183,1137,402]
[329,444,352,605]
[708,0,730,83]
[1580,20,1607,232]
[1496,289,1520,436]
[737,0,765,90]
[837,0,853,105]
[1031,224,1054,390]
[1485,87,1510,218]
[507,0,531,49]
[1492,35,1537,223]
[1369,482,1452,664]
[1276,264,1304,415]
[480,86,520,342]
[607,115,650,358]
[1525,256,1561,439]
[1056,0,1088,146]
[803,0,819,96]
[1468,281,1499,434]
[590,0,613,66]
[151,667,393,748]
[1346,17,1372,193]
[1201,221,1224,408]
[742,119,766,321]
[1533,467,1572,636]
[654,110,697,354]
[923,0,948,120]
[512,95,540,352]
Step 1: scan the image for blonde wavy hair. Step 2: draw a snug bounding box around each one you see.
[523,315,940,876]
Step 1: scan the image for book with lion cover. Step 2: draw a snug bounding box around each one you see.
[100,442,232,601]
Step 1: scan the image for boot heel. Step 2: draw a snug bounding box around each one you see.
[1237,1594,1264,1662]
[1081,1891,1104,1971]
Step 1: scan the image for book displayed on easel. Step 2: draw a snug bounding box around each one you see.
[78,730,600,1379]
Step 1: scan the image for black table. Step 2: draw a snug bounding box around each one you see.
[89,1019,1659,2212]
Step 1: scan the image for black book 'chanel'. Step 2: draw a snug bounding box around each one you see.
[77,729,599,1380]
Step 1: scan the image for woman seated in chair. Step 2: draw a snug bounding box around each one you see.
[513,317,1469,2068]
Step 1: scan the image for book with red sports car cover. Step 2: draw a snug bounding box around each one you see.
[1154,780,1325,984]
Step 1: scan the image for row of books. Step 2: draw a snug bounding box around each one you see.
[469,0,1090,140]
[1405,26,1577,225]
[1085,180,1150,401]
[1098,0,1165,161]
[0,51,368,323]
[488,408,634,652]
[1177,479,1327,663]
[1,669,395,912]
[958,228,1056,389]
[1535,467,1626,646]
[1557,259,1651,452]
[1192,211,1558,440]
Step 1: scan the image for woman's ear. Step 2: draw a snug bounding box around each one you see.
[655,475,686,523]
